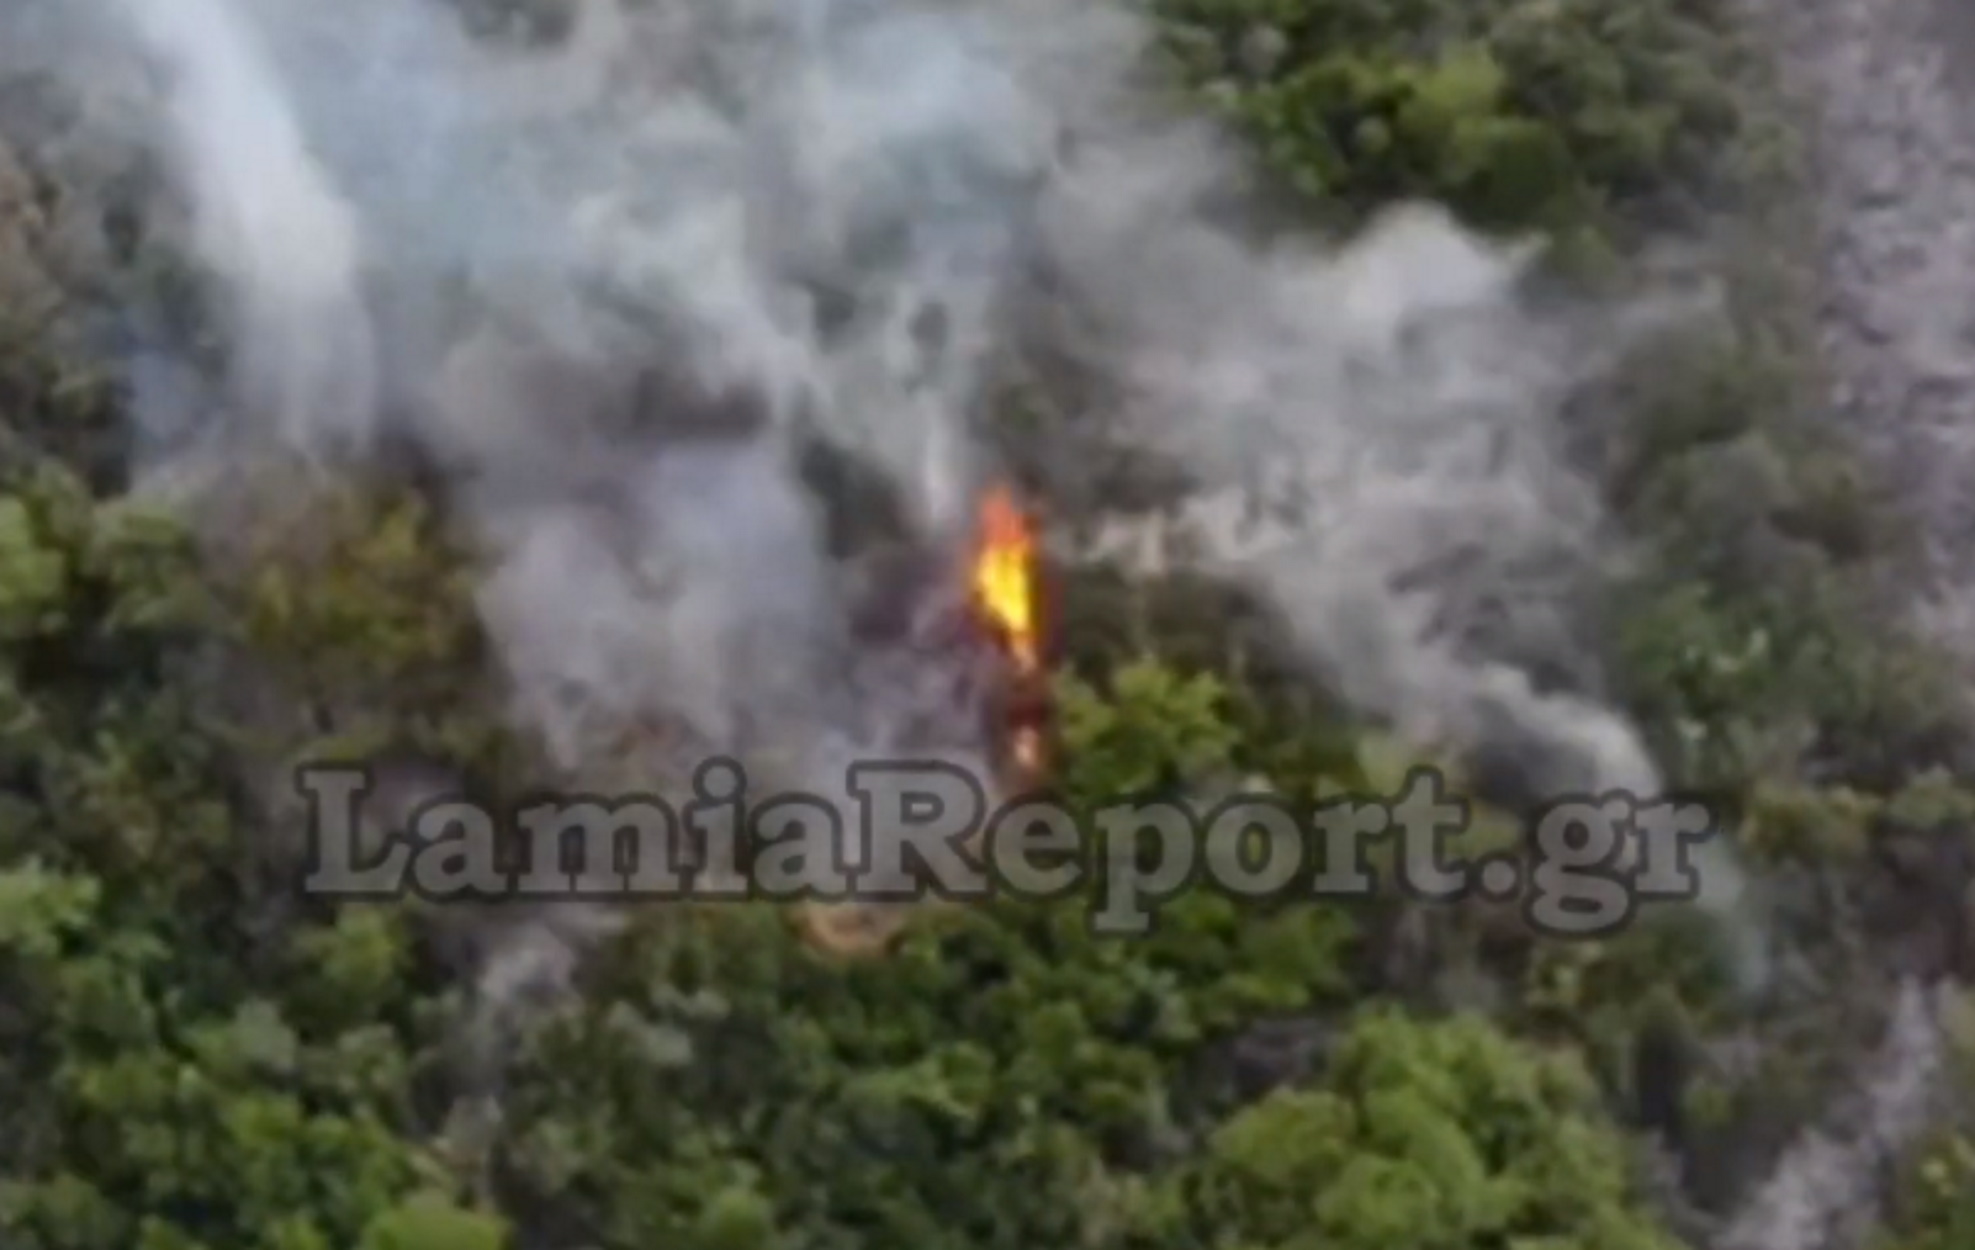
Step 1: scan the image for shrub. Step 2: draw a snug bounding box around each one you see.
[1131,1009,1680,1250]
[0,465,483,1250]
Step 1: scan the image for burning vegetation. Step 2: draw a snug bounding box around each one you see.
[10,0,1952,1245]
[798,481,1052,958]
[970,482,1048,779]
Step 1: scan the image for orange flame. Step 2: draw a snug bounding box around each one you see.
[971,484,1042,770]
[973,485,1038,666]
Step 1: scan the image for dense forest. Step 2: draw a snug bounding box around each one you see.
[0,0,1973,1248]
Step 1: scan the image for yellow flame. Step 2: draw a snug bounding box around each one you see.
[972,485,1042,770]
[973,485,1038,670]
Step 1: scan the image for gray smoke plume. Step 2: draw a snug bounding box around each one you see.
[108,0,380,455]
[1717,979,1949,1250]
[1055,201,1677,799]
[16,0,1719,884]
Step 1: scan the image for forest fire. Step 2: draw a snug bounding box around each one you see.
[970,482,1045,776]
[793,483,1050,959]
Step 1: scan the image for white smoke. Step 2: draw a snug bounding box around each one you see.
[107,0,379,455]
[1050,197,1732,802]
[1717,980,1948,1250]
[26,0,1710,860]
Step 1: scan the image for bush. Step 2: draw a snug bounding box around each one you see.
[1159,0,1766,240]
[0,464,491,1250]
[1163,0,1962,797]
[1134,1010,1679,1250]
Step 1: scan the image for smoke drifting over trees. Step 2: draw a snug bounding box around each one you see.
[0,0,1968,1247]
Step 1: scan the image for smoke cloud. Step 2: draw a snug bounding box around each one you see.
[10,0,1710,866]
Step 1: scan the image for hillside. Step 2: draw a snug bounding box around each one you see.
[0,0,1972,1249]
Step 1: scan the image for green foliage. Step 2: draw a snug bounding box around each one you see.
[473,658,1715,1250]
[1735,781,1877,863]
[488,657,1365,1249]
[1881,768,1975,834]
[1611,445,1961,792]
[1877,1134,1975,1250]
[0,493,68,638]
[1054,658,1242,798]
[0,462,500,1250]
[230,476,484,715]
[1160,0,1765,240]
[8,472,1664,1250]
[1163,0,1956,798]
[0,0,1923,1244]
[0,464,225,895]
[1884,995,1975,1250]
[1135,1010,1678,1250]
[494,897,1675,1250]
[1233,44,1578,229]
[360,1192,510,1250]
